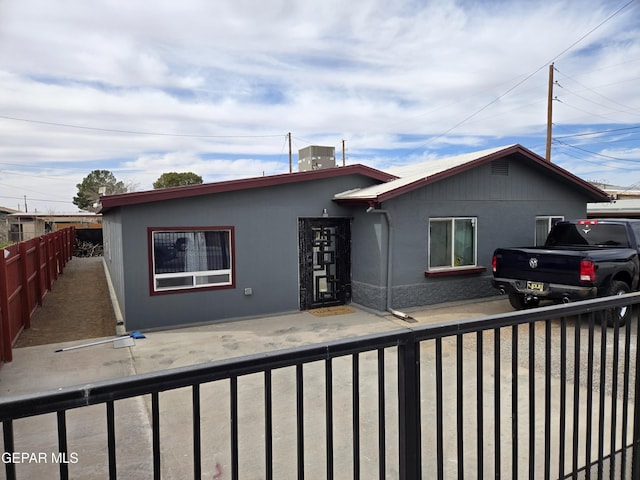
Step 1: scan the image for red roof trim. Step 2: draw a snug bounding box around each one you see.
[99,164,396,213]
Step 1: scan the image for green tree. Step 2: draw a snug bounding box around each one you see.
[73,170,127,212]
[153,172,203,189]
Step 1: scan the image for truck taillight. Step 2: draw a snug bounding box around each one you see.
[578,220,598,225]
[580,260,596,282]
[492,255,497,272]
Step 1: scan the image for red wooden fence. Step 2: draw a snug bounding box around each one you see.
[0,228,75,364]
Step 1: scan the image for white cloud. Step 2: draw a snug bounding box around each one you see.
[0,0,638,212]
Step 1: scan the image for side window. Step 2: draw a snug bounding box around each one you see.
[428,217,477,270]
[535,216,563,246]
[149,227,234,294]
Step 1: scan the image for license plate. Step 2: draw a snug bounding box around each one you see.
[526,281,544,292]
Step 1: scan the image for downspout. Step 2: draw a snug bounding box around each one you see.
[366,205,411,319]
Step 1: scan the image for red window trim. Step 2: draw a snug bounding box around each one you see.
[147,226,236,296]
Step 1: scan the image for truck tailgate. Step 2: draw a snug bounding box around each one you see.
[494,248,584,285]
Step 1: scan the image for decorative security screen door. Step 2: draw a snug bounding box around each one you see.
[298,218,351,310]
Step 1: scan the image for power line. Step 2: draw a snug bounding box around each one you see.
[0,194,74,204]
[553,138,640,163]
[555,125,640,139]
[0,114,285,139]
[555,67,640,113]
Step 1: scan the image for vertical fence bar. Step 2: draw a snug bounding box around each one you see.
[106,400,117,480]
[456,334,464,480]
[528,322,535,480]
[610,320,621,479]
[45,235,53,290]
[544,319,551,480]
[265,370,273,480]
[325,359,333,480]
[476,331,484,479]
[620,310,632,479]
[597,320,607,478]
[511,324,518,479]
[377,348,386,480]
[631,302,640,479]
[151,392,160,480]
[558,317,567,480]
[585,313,595,480]
[230,376,239,480]
[18,242,31,330]
[35,237,43,306]
[352,353,360,480]
[398,334,421,480]
[494,327,501,479]
[192,384,201,480]
[436,338,444,480]
[572,315,582,477]
[57,410,69,480]
[296,364,304,480]
[3,420,16,480]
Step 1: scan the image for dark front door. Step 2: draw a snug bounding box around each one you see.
[299,218,351,310]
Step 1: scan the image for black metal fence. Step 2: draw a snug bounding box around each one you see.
[2,294,640,479]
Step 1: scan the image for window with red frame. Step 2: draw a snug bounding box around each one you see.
[150,228,233,292]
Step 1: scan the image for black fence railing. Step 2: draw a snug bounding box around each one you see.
[2,294,640,479]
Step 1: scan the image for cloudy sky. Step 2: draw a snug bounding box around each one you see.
[0,0,638,213]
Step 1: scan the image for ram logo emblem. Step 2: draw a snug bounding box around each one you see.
[529,258,539,269]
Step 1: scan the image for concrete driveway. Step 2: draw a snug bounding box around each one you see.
[2,297,629,479]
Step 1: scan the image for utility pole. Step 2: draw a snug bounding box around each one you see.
[288,132,292,173]
[545,63,554,162]
[342,139,346,166]
[23,195,28,213]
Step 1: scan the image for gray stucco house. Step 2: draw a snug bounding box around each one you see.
[99,144,609,331]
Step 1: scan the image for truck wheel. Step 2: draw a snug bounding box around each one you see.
[508,292,539,310]
[599,280,631,327]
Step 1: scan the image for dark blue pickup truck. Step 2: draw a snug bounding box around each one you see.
[491,219,640,325]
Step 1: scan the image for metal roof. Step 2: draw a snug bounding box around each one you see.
[333,144,609,204]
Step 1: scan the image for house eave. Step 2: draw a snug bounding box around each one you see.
[98,165,396,214]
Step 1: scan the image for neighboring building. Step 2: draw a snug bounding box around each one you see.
[589,182,640,200]
[0,206,20,244]
[7,213,102,242]
[587,184,640,218]
[588,199,640,218]
[99,144,609,331]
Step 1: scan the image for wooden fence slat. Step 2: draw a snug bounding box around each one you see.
[0,246,13,363]
[18,242,31,330]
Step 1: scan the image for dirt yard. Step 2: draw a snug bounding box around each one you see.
[14,257,116,348]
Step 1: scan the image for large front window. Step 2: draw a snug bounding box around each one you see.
[150,227,234,293]
[429,218,477,270]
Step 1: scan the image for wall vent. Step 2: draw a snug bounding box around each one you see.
[491,159,509,176]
